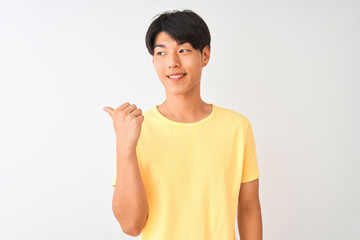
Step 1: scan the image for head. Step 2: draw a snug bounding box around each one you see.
[145,9,211,96]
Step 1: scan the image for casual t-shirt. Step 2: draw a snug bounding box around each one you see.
[112,103,260,240]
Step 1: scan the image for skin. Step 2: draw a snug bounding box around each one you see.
[238,178,263,240]
[152,31,212,122]
[153,31,263,239]
[103,103,149,236]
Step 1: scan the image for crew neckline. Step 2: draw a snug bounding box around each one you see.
[153,104,217,127]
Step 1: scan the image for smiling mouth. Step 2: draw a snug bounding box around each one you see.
[167,73,187,80]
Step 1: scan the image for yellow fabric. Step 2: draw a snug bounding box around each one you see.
[112,104,260,239]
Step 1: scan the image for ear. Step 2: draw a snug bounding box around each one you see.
[152,56,154,64]
[201,45,210,67]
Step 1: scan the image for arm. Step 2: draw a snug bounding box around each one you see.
[104,102,149,237]
[112,143,149,236]
[237,178,263,240]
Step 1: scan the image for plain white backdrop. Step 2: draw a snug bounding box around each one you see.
[0,0,359,239]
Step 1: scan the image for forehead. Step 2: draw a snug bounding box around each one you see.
[154,31,190,48]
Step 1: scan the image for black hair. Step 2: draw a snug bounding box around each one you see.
[145,9,211,56]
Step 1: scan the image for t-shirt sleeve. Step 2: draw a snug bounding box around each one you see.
[241,119,260,183]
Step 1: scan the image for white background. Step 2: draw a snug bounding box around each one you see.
[0,0,359,239]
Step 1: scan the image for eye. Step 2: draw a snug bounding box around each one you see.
[179,49,189,53]
[156,52,165,56]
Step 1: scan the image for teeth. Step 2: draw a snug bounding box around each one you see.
[169,74,184,79]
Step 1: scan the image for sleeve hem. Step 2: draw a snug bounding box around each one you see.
[241,173,260,183]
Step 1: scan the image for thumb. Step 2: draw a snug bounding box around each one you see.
[102,106,115,116]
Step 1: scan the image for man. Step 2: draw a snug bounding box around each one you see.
[103,9,262,240]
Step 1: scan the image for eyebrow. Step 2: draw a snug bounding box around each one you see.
[154,41,188,49]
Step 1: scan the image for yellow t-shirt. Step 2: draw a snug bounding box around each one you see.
[112,104,260,240]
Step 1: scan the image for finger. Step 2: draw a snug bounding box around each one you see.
[103,106,115,116]
[138,114,144,123]
[130,108,142,117]
[123,104,138,113]
[115,102,131,112]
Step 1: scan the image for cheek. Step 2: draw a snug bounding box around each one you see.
[184,57,202,70]
[153,63,163,74]
[155,60,166,71]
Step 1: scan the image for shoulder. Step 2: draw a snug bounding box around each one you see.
[214,104,251,127]
[140,106,158,125]
[142,107,154,117]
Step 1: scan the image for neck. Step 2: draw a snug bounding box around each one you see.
[157,83,212,123]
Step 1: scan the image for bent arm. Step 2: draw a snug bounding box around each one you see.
[112,143,149,237]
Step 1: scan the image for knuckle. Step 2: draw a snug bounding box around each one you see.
[118,111,126,117]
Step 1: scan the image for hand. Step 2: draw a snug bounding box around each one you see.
[103,102,144,151]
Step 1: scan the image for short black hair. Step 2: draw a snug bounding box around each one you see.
[145,9,211,56]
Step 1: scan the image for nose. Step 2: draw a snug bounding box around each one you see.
[168,53,180,68]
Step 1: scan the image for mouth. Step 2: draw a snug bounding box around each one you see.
[167,73,187,81]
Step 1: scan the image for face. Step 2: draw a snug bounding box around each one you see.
[152,31,210,96]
